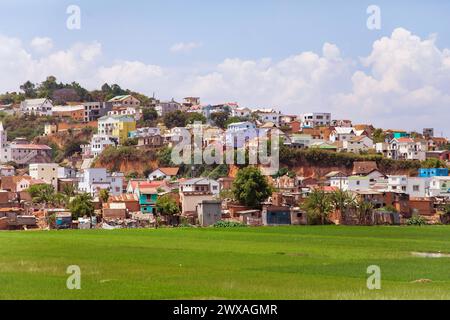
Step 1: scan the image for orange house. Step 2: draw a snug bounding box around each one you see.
[53,105,85,122]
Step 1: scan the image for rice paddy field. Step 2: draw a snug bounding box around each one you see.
[1,226,450,300]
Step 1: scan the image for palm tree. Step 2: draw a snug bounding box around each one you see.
[28,184,56,206]
[302,189,333,225]
[356,199,374,225]
[69,193,95,221]
[61,184,76,198]
[99,189,110,204]
[330,190,356,222]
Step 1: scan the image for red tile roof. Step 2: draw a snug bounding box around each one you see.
[158,167,179,176]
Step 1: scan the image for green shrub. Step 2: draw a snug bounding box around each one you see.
[407,215,428,226]
[213,220,247,228]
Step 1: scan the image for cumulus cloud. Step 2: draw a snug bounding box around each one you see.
[335,28,450,131]
[181,43,353,110]
[0,34,103,91]
[1,28,450,135]
[30,37,53,54]
[170,41,202,53]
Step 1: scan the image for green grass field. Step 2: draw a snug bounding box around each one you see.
[1,226,450,300]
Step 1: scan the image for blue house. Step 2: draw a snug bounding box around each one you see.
[393,131,409,139]
[419,168,449,178]
[136,187,159,214]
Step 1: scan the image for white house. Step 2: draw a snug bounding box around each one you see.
[77,168,124,196]
[347,176,371,191]
[0,165,15,177]
[29,163,60,189]
[387,138,428,161]
[429,176,450,198]
[330,127,356,142]
[231,107,252,118]
[180,178,220,196]
[255,109,283,125]
[406,177,431,198]
[82,134,118,158]
[343,136,374,153]
[108,106,142,121]
[226,121,257,148]
[301,113,331,128]
[387,175,408,193]
[20,98,53,116]
[326,171,349,191]
[148,167,179,181]
[376,142,389,157]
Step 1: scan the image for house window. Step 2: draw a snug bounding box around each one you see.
[413,185,420,192]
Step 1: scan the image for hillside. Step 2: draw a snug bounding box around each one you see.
[92,146,159,177]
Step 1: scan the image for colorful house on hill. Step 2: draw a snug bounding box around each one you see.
[393,131,409,139]
[136,186,159,214]
[419,168,449,178]
[97,115,136,143]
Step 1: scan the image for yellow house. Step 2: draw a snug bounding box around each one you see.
[98,115,136,143]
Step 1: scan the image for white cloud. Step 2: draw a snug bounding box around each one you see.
[1,29,450,135]
[335,28,450,131]
[30,37,53,54]
[170,42,202,54]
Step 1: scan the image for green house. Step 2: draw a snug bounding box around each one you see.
[137,187,159,214]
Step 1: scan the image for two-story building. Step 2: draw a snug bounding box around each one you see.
[388,138,428,161]
[20,98,53,116]
[77,168,124,196]
[81,134,118,158]
[108,95,141,108]
[29,163,60,189]
[98,115,136,144]
[301,113,331,128]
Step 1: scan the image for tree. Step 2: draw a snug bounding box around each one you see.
[61,184,76,198]
[69,193,95,220]
[157,147,175,167]
[20,81,37,98]
[53,193,69,207]
[27,184,56,205]
[302,189,333,225]
[356,199,374,225]
[101,83,112,93]
[224,116,248,128]
[37,76,60,98]
[155,194,180,216]
[210,111,229,129]
[99,189,110,203]
[186,112,206,125]
[122,138,138,146]
[232,167,273,208]
[372,128,386,144]
[142,107,158,122]
[64,140,87,157]
[330,189,355,222]
[421,158,448,169]
[163,110,187,129]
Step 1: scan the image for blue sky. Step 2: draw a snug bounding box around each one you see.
[1,0,449,66]
[1,0,450,134]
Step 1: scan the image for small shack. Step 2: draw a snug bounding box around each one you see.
[196,200,222,227]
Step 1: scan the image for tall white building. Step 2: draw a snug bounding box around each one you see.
[0,122,10,163]
[29,163,60,189]
[77,168,124,196]
[301,113,331,128]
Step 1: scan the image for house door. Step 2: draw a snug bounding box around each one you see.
[267,212,291,225]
